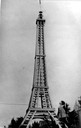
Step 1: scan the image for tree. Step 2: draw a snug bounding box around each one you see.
[68,110,79,128]
[31,122,40,128]
[65,103,71,114]
[8,117,23,128]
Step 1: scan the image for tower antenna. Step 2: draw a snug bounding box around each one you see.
[39,0,42,11]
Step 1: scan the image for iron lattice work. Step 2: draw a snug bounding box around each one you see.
[19,11,55,128]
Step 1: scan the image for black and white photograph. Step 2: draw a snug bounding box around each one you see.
[1,0,81,128]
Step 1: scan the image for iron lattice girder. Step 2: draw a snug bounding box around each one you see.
[19,108,56,128]
[29,87,52,108]
[28,11,52,109]
[19,11,55,128]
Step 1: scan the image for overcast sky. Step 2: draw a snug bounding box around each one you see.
[1,0,81,127]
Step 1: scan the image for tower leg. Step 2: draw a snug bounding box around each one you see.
[19,110,36,128]
[19,109,56,128]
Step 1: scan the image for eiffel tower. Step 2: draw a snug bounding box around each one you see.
[19,3,55,128]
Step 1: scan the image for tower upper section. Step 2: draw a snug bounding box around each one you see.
[32,11,48,89]
[35,11,46,58]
